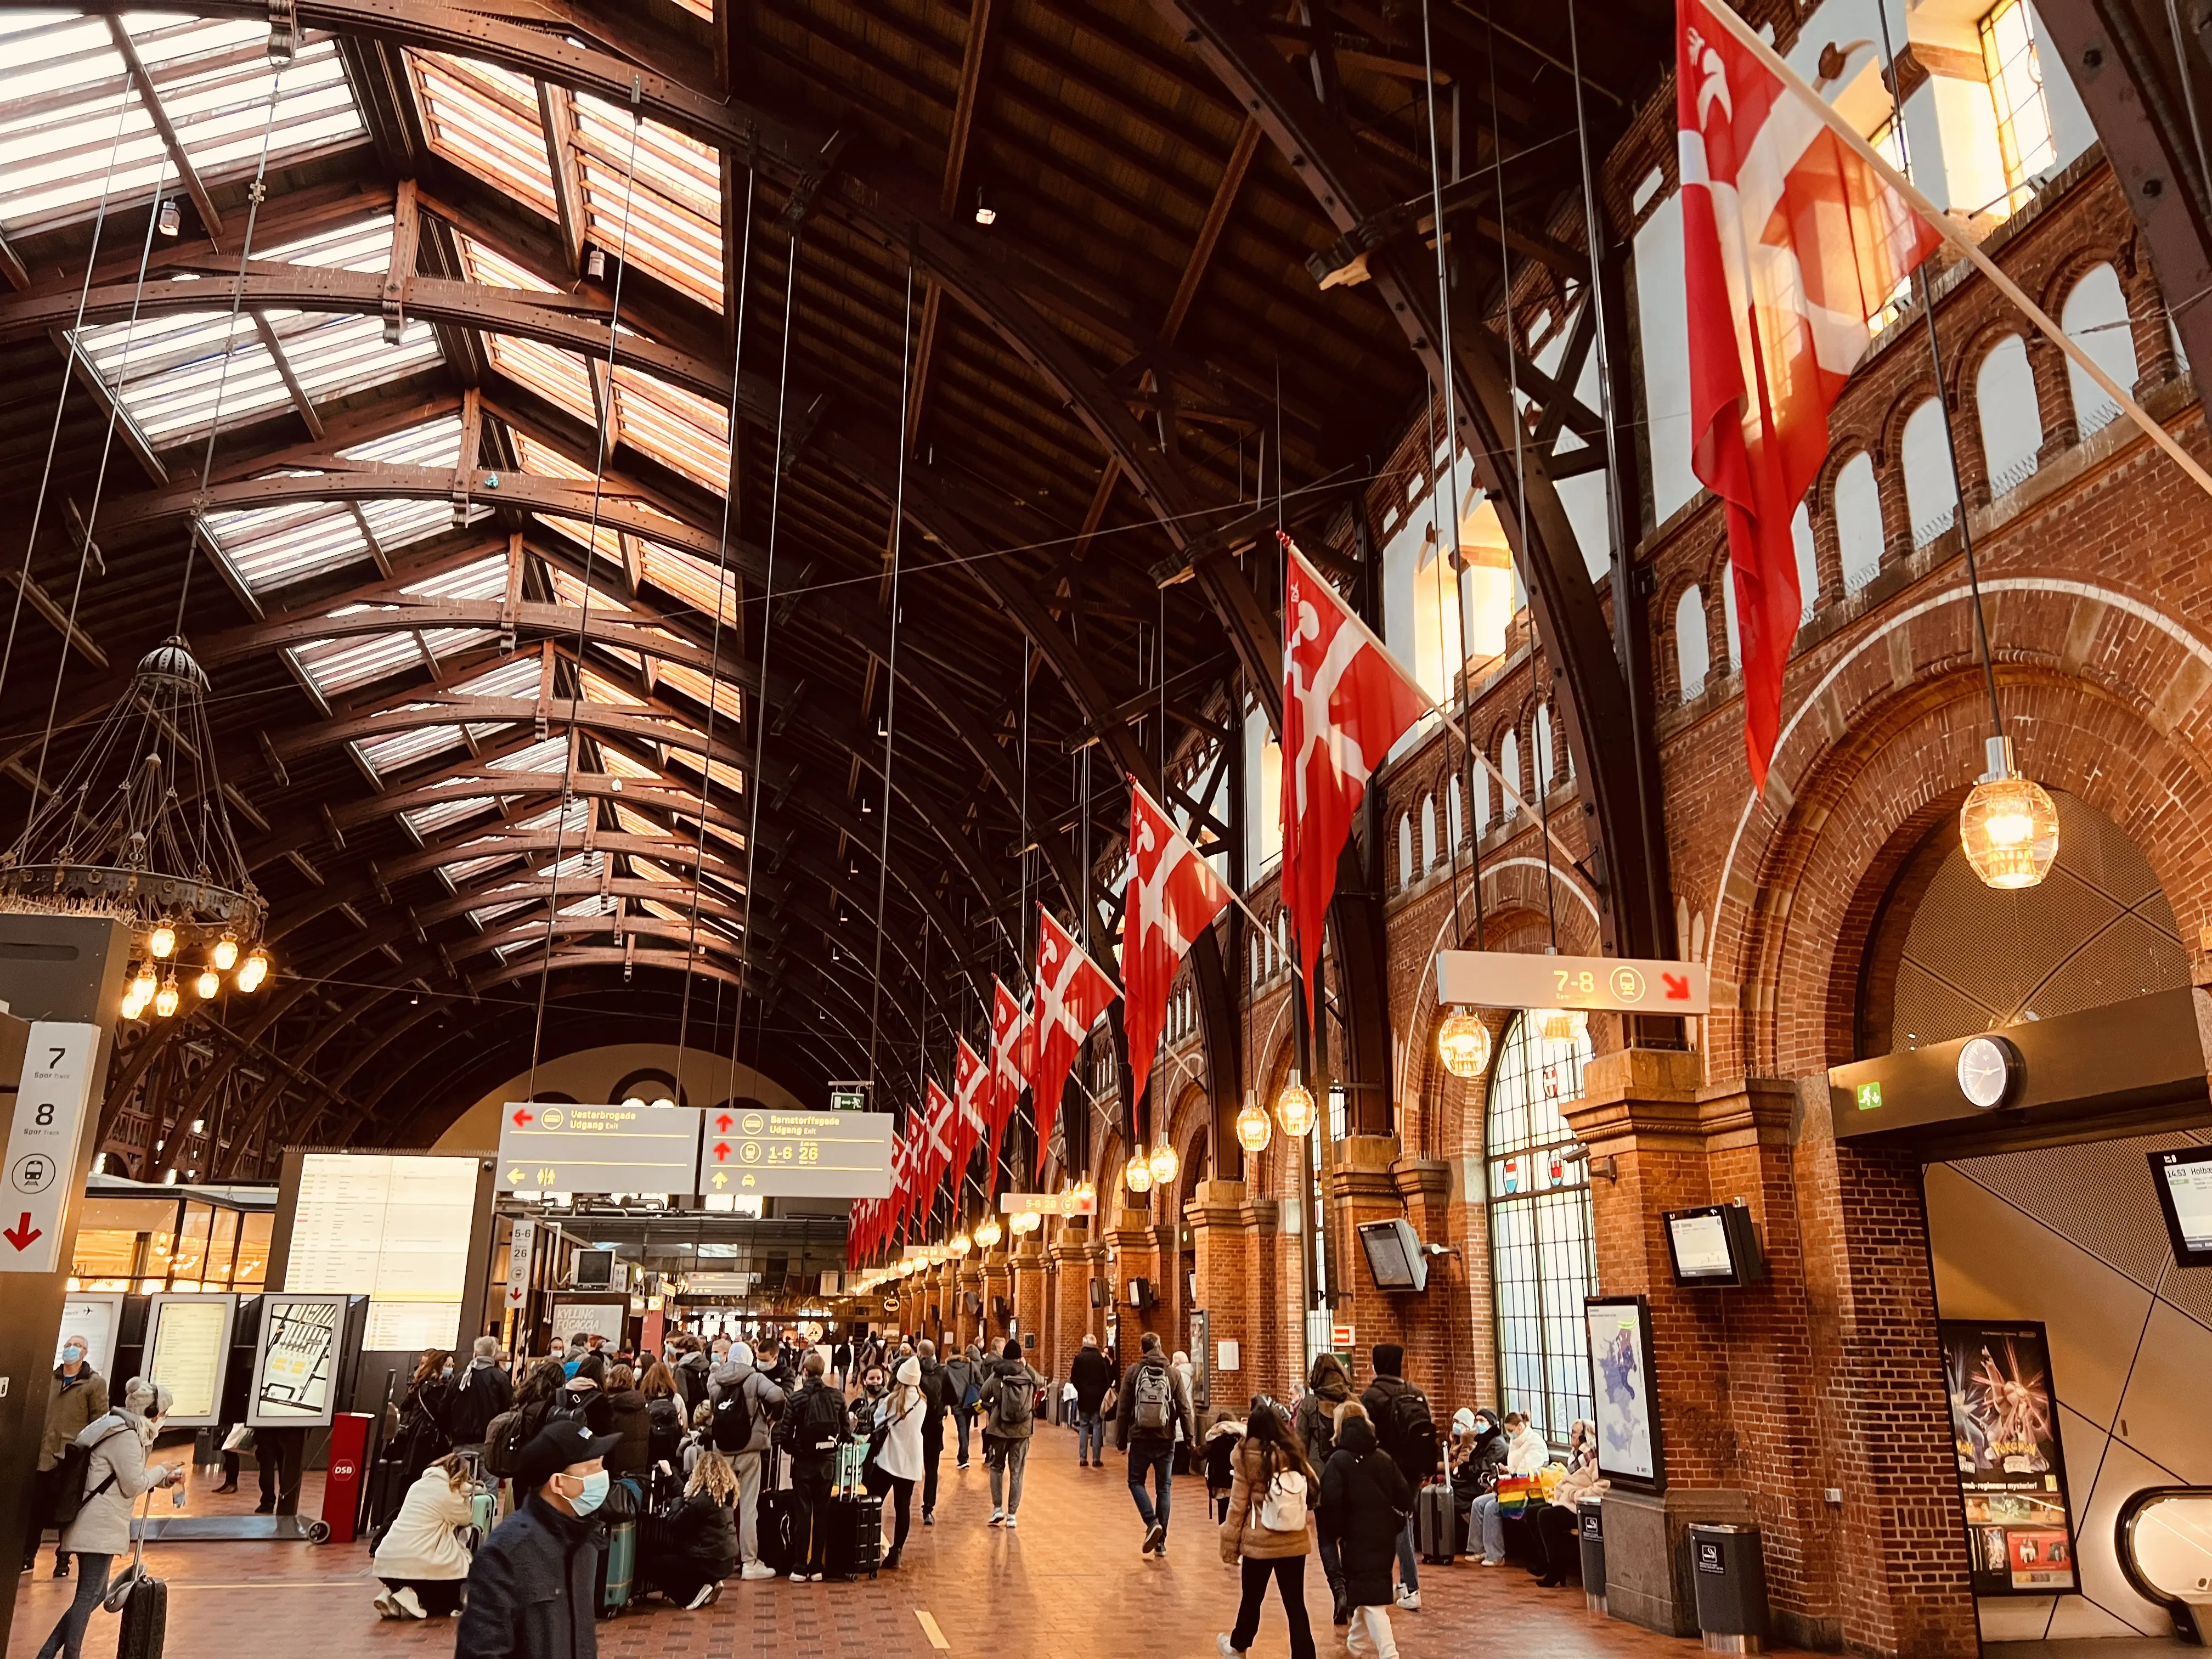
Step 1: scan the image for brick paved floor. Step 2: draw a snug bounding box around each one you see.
[9,1426,1808,1658]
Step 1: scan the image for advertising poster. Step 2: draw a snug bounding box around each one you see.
[250,1294,346,1427]
[1940,1319,2078,1594]
[1585,1294,1664,1489]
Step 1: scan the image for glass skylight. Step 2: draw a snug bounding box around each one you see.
[0,15,360,236]
[572,92,724,311]
[410,50,556,221]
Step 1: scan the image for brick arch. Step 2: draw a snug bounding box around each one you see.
[1951,319,2042,504]
[1705,583,2212,1081]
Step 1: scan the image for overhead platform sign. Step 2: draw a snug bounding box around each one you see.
[499,1102,704,1196]
[1435,950,1709,1015]
[700,1105,893,1200]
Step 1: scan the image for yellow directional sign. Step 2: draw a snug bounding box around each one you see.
[1434,950,1710,1015]
[497,1102,703,1194]
[697,1106,892,1198]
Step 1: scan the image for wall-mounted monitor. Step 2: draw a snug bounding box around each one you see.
[1662,1204,1765,1287]
[1089,1279,1108,1309]
[573,1248,617,1289]
[1357,1218,1430,1292]
[1126,1278,1154,1310]
[2148,1147,2212,1267]
[57,1293,125,1379]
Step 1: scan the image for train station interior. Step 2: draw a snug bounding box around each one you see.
[1,0,2210,1654]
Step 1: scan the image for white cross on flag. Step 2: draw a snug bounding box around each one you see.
[1279,533,1429,1011]
[1121,780,1230,1108]
[952,1036,989,1186]
[985,977,1026,1192]
[1030,905,1118,1181]
[1679,0,1939,789]
[888,1124,915,1243]
[922,1077,955,1209]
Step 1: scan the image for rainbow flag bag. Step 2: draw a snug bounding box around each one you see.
[1494,1473,1544,1518]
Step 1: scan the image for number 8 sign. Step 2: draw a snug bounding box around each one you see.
[2,1023,98,1275]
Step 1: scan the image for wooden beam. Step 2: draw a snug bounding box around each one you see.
[106,19,224,251]
[48,329,166,485]
[2,567,106,668]
[940,0,993,217]
[0,229,28,291]
[383,177,419,341]
[250,312,326,441]
[537,80,589,276]
[1068,459,1120,561]
[1161,115,1261,346]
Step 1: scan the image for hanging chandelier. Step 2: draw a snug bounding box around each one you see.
[1960,736,2058,889]
[1436,1008,1493,1077]
[1235,1088,1272,1154]
[1276,1070,1317,1138]
[1,640,272,1019]
[1125,1145,1154,1193]
[1148,1139,1179,1186]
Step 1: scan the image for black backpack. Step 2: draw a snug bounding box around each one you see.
[776,1383,845,1455]
[481,1406,533,1477]
[1380,1384,1437,1470]
[709,1381,753,1453]
[50,1426,131,1531]
[647,1396,686,1464]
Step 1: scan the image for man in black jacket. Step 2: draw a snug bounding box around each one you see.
[457,1420,619,1658]
[915,1338,949,1524]
[445,1336,514,1452]
[1068,1334,1116,1468]
[1113,1331,1194,1556]
[1359,1343,1442,1612]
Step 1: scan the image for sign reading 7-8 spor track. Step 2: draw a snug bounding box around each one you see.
[1434,950,1711,1015]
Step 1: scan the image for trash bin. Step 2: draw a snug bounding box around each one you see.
[1577,1495,1606,1615]
[1688,1522,1770,1653]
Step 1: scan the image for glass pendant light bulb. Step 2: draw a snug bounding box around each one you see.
[1124,1146,1153,1193]
[1437,1008,1493,1077]
[195,968,220,999]
[974,1215,1002,1249]
[148,919,176,959]
[211,932,239,970]
[1275,1070,1317,1138]
[237,949,270,992]
[1235,1090,1273,1154]
[132,963,157,1003]
[1960,735,2059,889]
[1148,1139,1178,1186]
[950,1232,971,1256]
[153,976,180,1018]
[120,988,146,1020]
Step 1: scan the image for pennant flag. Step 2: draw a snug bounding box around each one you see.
[986,978,1026,1192]
[1279,534,1429,1012]
[1121,781,1231,1108]
[922,1077,955,1211]
[1679,0,1939,788]
[953,1037,989,1190]
[1030,906,1118,1180]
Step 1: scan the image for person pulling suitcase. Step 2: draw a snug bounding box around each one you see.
[33,1378,177,1659]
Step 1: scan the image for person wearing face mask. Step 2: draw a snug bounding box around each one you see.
[27,1334,107,1577]
[36,1378,176,1659]
[457,1420,622,1658]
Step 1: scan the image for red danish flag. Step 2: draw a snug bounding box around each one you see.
[952,1037,989,1189]
[1121,780,1230,1110]
[1029,906,1118,1180]
[985,977,1026,1191]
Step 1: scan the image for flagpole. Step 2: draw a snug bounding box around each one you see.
[1693,0,2212,504]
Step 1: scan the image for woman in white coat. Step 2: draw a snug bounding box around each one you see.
[369,1452,478,1617]
[38,1379,177,1659]
[872,1356,928,1570]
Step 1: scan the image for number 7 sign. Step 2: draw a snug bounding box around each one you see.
[2,1023,99,1275]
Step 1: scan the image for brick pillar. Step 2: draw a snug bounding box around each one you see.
[1875,446,1913,565]
[980,1249,1012,1345]
[2027,331,2077,455]
[1325,1134,1405,1381]
[1106,1206,1164,1351]
[1047,1220,1094,1380]
[1390,1158,1457,1397]
[1185,1178,1248,1401]
[1011,1233,1048,1367]
[1237,1196,1285,1396]
[957,1259,983,1353]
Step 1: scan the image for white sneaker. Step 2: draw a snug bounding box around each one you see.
[1004,1514,1018,1529]
[393,1587,427,1620]
[686,1582,721,1610]
[740,1561,776,1582]
[1216,1637,1246,1657]
[1395,1588,1421,1611]
[989,1508,1005,1526]
[789,1571,807,1583]
[372,1590,398,1619]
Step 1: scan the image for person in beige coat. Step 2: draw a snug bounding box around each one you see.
[1215,1398,1318,1659]
[37,1379,177,1659]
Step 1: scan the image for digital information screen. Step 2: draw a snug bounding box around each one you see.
[287,1153,479,1350]
[57,1293,124,1376]
[699,1107,893,1199]
[2149,1147,2212,1267]
[1668,1212,1736,1279]
[250,1294,346,1427]
[144,1294,237,1426]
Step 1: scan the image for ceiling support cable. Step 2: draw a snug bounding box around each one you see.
[865,262,917,1107]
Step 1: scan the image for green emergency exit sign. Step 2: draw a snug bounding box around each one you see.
[1855,1081,1882,1111]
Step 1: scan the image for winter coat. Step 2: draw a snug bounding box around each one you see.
[652,1491,737,1585]
[1451,1425,1506,1502]
[372,1466,476,1581]
[456,1492,600,1659]
[1203,1419,1245,1488]
[915,1356,947,1443]
[977,1357,1044,1442]
[941,1356,977,1412]
[872,1387,928,1484]
[1318,1418,1413,1607]
[707,1360,786,1456]
[446,1359,514,1446]
[1217,1436,1315,1563]
[1113,1355,1194,1450]
[645,1396,687,1466]
[675,1352,711,1414]
[1503,1424,1550,1475]
[1360,1374,1442,1487]
[602,1388,652,1476]
[1069,1346,1116,1414]
[1294,1355,1352,1474]
[1548,1458,1607,1511]
[59,1410,167,1557]
[38,1366,107,1471]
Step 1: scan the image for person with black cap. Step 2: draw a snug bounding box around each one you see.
[1359,1344,1440,1612]
[455,1419,620,1658]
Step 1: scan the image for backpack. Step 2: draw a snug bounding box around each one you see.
[1131,1362,1174,1434]
[776,1383,846,1455]
[50,1427,130,1532]
[981,1365,1032,1434]
[647,1396,686,1464]
[481,1407,531,1477]
[1380,1384,1437,1470]
[709,1381,753,1453]
[1259,1463,1310,1533]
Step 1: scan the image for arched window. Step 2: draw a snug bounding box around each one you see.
[1900,397,1959,546]
[1835,452,1884,593]
[1791,503,1818,623]
[1420,795,1438,872]
[1397,814,1414,888]
[1486,1012,1598,1443]
[1534,703,1556,785]
[1674,585,1709,700]
[1447,777,1465,850]
[1977,334,2043,496]
[2061,263,2137,437]
[1499,731,1521,818]
[1474,756,1493,838]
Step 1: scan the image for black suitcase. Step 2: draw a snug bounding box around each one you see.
[825,1493,881,1580]
[113,1493,167,1659]
[1416,1482,1461,1564]
[758,1488,803,1576]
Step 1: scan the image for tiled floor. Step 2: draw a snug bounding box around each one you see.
[8,1426,1806,1658]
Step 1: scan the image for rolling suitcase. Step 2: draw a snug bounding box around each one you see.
[825,1493,881,1580]
[110,1492,167,1659]
[595,1477,642,1615]
[1416,1481,1461,1564]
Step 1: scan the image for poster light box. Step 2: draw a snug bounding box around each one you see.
[1357,1218,1430,1293]
[1662,1204,1765,1287]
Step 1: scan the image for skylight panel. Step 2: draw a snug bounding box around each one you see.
[404,553,510,602]
[354,710,466,782]
[288,616,421,697]
[601,748,659,781]
[201,495,371,593]
[487,330,599,427]
[638,543,739,629]
[549,567,634,614]
[572,92,724,311]
[403,795,498,840]
[410,51,556,220]
[457,234,559,294]
[613,804,672,840]
[470,896,533,928]
[654,658,742,724]
[0,18,360,236]
[667,749,744,797]
[615,371,729,490]
[456,657,545,701]
[487,736,570,774]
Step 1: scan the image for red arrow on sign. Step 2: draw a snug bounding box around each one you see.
[716,1113,733,1132]
[506,1286,525,1304]
[713,1142,730,1162]
[512,1108,535,1127]
[3,1212,41,1251]
[1662,973,1691,1001]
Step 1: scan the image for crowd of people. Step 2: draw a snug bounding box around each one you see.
[22,1318,1606,1659]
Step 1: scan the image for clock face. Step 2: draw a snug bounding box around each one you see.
[1957,1036,2017,1109]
